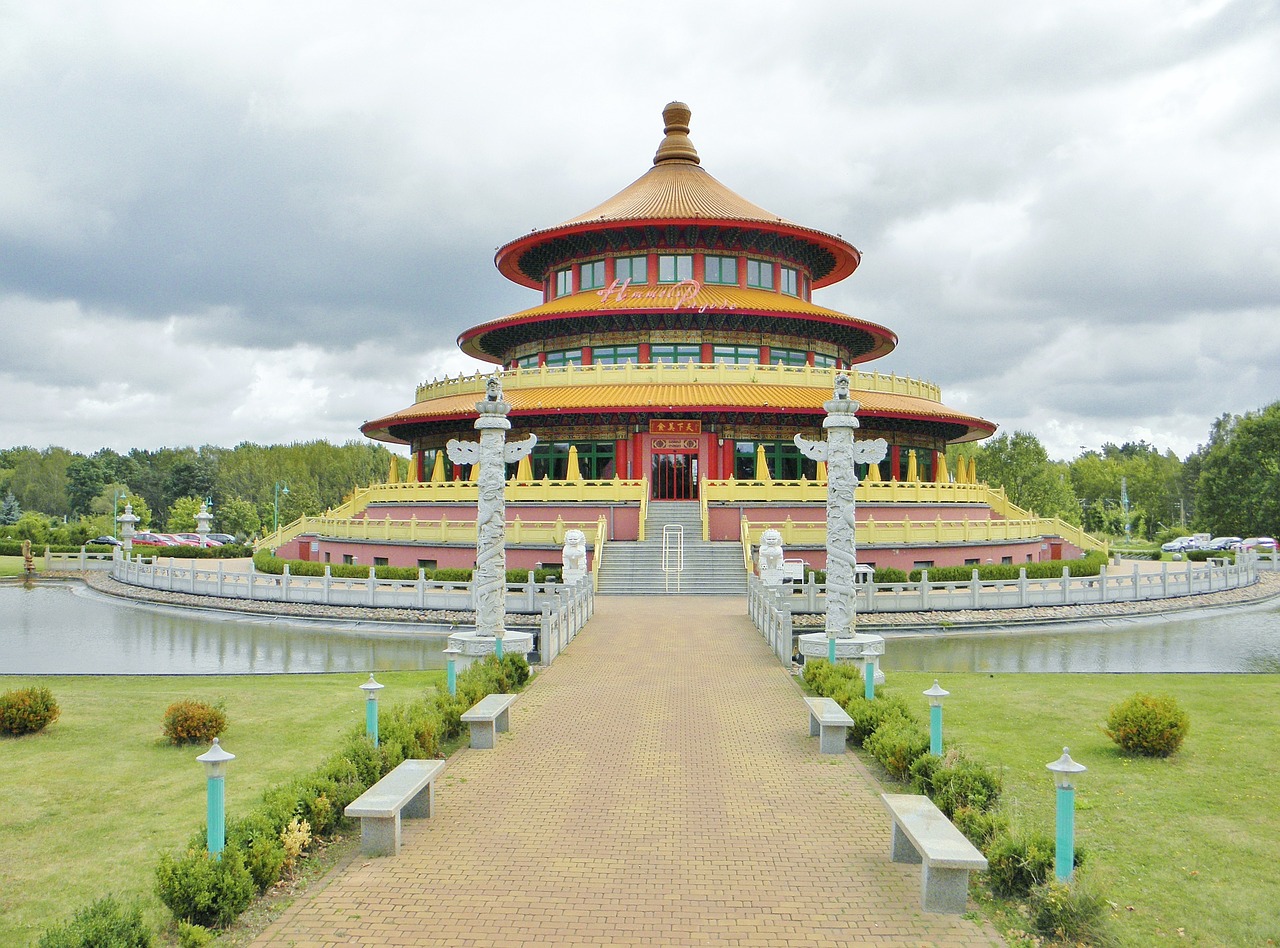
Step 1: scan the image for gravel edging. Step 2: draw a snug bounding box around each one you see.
[58,567,1280,634]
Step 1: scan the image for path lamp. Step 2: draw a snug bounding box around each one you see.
[111,489,127,538]
[1046,747,1087,881]
[196,738,235,859]
[360,674,384,746]
[443,647,460,697]
[924,679,949,755]
[273,482,289,534]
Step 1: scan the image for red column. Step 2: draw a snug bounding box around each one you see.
[639,342,651,363]
[632,433,644,481]
[890,445,901,481]
[614,439,627,479]
[581,347,592,366]
[760,345,771,365]
[701,342,714,363]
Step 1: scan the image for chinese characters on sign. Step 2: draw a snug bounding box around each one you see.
[650,420,701,434]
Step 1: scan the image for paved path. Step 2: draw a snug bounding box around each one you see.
[254,597,1003,947]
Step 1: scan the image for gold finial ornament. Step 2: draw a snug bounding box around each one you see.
[653,101,700,166]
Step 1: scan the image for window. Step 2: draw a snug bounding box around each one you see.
[914,561,935,571]
[650,344,701,363]
[704,255,738,285]
[515,354,540,369]
[812,352,838,368]
[591,345,639,365]
[769,348,808,367]
[554,268,572,297]
[544,349,583,367]
[734,440,818,480]
[342,554,355,565]
[746,259,774,289]
[1001,556,1014,565]
[964,558,980,567]
[579,260,605,291]
[658,254,693,283]
[615,256,647,284]
[713,344,759,365]
[417,559,437,571]
[374,557,389,567]
[524,441,617,480]
[780,266,799,296]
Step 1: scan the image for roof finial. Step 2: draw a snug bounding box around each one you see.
[653,101,700,166]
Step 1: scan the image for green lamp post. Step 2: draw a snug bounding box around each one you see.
[196,738,235,858]
[1047,747,1087,880]
[360,674,384,746]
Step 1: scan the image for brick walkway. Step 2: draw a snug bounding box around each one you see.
[254,597,1003,947]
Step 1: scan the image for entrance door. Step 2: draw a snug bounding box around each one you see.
[652,452,699,500]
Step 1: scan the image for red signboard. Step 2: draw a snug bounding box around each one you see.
[650,420,701,434]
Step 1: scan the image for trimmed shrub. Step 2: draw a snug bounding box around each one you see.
[155,847,255,928]
[0,686,61,735]
[176,922,214,948]
[502,653,531,688]
[37,895,153,948]
[985,832,1060,897]
[1186,549,1234,563]
[874,567,909,584]
[864,711,930,779]
[1104,692,1190,757]
[1028,876,1115,946]
[843,693,913,746]
[951,805,1010,853]
[242,833,286,893]
[913,753,1002,817]
[162,700,227,745]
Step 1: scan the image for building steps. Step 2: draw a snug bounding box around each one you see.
[597,501,748,595]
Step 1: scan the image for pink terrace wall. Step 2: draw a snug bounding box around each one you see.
[358,503,639,539]
[773,540,1085,574]
[706,503,993,540]
[275,539,589,572]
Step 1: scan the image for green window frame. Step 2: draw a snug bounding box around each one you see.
[713,344,759,365]
[544,349,583,367]
[554,268,573,297]
[580,260,606,291]
[591,345,639,365]
[704,255,738,285]
[522,441,617,481]
[515,354,540,369]
[650,344,701,363]
[780,266,799,296]
[812,352,838,368]
[734,441,817,480]
[658,254,693,283]
[769,347,808,367]
[614,256,647,284]
[745,259,774,290]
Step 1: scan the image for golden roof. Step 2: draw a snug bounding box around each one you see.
[494,102,860,289]
[457,283,898,361]
[362,382,994,445]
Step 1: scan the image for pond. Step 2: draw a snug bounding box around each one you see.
[3,581,1279,675]
[883,599,1280,674]
[1,583,448,675]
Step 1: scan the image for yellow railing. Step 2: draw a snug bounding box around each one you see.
[741,516,1101,549]
[591,515,606,591]
[259,478,647,550]
[271,515,604,548]
[702,478,995,506]
[415,362,943,404]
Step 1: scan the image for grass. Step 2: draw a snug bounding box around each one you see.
[1,555,40,577]
[887,672,1280,947]
[0,671,443,946]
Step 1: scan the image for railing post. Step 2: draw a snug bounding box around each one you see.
[1018,568,1029,607]
[281,564,290,601]
[1061,567,1070,604]
[367,566,377,606]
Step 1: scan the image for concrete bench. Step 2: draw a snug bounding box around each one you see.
[804,696,854,754]
[460,692,518,749]
[344,759,446,857]
[881,793,987,914]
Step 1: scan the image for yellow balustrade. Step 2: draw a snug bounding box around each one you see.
[266,515,605,548]
[703,478,995,505]
[591,515,606,591]
[741,516,1103,550]
[415,363,943,404]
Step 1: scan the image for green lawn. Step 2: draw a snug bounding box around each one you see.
[1,555,40,577]
[888,672,1280,947]
[0,672,443,946]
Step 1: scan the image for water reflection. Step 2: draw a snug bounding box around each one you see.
[1,583,447,675]
[885,601,1280,673]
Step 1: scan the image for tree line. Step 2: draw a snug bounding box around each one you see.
[0,441,394,544]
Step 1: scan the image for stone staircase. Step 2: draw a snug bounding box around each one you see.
[596,501,749,595]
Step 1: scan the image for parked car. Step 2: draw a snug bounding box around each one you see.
[1240,537,1277,553]
[1209,536,1242,550]
[131,532,176,546]
[1161,537,1196,552]
[174,533,222,547]
[207,533,238,546]
[159,533,200,546]
[88,535,123,547]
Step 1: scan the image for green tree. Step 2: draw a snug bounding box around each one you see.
[65,455,108,515]
[0,492,20,525]
[958,432,1080,522]
[166,496,205,532]
[9,447,75,517]
[215,497,260,539]
[1194,402,1280,537]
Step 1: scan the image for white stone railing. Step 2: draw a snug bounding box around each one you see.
[43,547,116,571]
[111,553,570,614]
[747,574,795,669]
[537,575,595,666]
[774,557,1258,614]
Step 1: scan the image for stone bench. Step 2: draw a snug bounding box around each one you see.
[344,759,446,857]
[880,793,988,914]
[460,692,518,749]
[804,696,854,754]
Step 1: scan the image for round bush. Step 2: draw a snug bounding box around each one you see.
[37,894,153,947]
[163,700,227,745]
[1103,692,1190,757]
[155,847,254,928]
[0,686,61,735]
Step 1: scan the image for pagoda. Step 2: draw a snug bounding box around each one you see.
[270,102,1096,576]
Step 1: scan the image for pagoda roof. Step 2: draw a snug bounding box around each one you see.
[458,283,897,363]
[494,102,861,290]
[361,374,994,447]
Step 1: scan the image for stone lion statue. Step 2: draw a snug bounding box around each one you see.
[562,528,588,577]
[759,528,784,573]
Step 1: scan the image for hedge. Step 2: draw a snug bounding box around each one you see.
[250,551,562,584]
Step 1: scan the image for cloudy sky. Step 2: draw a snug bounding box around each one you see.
[3,0,1277,461]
